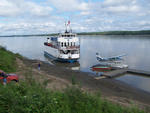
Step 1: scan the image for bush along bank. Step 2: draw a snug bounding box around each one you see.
[0,47,17,72]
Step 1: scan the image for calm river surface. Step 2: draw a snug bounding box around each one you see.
[0,35,150,92]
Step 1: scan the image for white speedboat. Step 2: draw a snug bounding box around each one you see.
[44,22,80,63]
[96,61,128,69]
[109,62,128,69]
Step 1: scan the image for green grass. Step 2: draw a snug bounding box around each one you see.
[0,47,17,72]
[0,81,145,113]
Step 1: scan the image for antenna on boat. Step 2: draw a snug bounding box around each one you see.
[65,21,68,33]
[68,20,72,33]
[65,20,72,33]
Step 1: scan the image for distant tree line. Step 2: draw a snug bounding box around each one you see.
[0,33,58,37]
[77,30,150,35]
[1,30,150,37]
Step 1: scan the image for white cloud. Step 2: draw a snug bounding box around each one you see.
[48,0,89,12]
[80,11,90,16]
[0,0,150,35]
[103,0,137,6]
[0,22,58,35]
[0,0,20,16]
[91,0,140,14]
[106,5,139,13]
[0,0,52,17]
[25,1,52,16]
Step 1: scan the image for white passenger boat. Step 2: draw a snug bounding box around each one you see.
[44,21,80,63]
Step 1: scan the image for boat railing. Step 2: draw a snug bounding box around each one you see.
[59,53,79,59]
[59,45,80,50]
[59,33,76,37]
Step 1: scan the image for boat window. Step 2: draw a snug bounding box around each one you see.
[62,35,66,37]
[60,50,63,54]
[71,42,72,46]
[61,42,63,47]
[74,50,79,54]
[71,50,74,54]
[64,42,66,47]
[62,50,69,54]
[74,42,75,46]
[68,42,69,46]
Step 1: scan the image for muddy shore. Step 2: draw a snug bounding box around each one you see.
[17,58,150,111]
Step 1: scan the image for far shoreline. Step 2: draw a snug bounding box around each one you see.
[0,30,150,37]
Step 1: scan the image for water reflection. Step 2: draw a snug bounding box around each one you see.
[116,74,150,93]
[44,55,80,70]
[0,36,46,61]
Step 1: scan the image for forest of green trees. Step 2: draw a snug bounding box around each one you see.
[78,30,150,35]
[1,30,150,37]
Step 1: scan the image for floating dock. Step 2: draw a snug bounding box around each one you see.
[101,69,150,78]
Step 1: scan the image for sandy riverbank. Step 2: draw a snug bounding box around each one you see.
[16,57,150,112]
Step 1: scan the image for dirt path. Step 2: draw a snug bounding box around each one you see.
[16,58,150,112]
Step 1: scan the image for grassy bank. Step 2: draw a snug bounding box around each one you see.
[0,47,146,113]
[0,47,17,72]
[0,81,145,113]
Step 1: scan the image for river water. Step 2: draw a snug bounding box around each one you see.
[0,35,150,92]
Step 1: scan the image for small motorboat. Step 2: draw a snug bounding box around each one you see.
[107,61,128,69]
[91,64,112,72]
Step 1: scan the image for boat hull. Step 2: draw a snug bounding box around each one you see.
[91,64,112,72]
[92,67,112,71]
[44,51,78,63]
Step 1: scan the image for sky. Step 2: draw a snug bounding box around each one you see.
[0,0,150,35]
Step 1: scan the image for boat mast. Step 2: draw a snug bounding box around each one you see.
[65,21,68,33]
[65,21,72,33]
